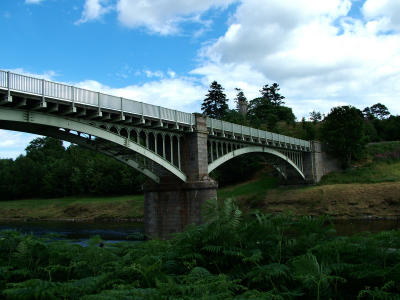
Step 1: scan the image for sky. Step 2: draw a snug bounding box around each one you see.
[1,0,400,158]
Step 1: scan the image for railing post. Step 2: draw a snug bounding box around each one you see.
[120,97,125,120]
[5,71,12,102]
[7,71,10,99]
[41,79,47,107]
[97,92,101,112]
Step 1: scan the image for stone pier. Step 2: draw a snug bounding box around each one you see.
[303,141,340,183]
[143,114,217,239]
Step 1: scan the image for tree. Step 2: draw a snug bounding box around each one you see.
[309,111,322,123]
[363,103,390,120]
[321,106,366,167]
[370,103,390,120]
[201,81,229,119]
[234,88,248,115]
[260,83,285,106]
[247,95,295,131]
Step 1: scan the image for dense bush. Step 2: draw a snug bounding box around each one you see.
[1,199,400,299]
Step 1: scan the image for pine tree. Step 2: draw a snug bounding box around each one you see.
[201,81,229,119]
[260,83,285,106]
[234,88,248,116]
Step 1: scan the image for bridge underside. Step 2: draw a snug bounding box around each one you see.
[0,106,187,184]
[207,141,307,182]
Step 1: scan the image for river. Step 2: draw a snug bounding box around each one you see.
[0,219,399,245]
[0,221,144,245]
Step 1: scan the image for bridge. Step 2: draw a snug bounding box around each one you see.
[0,70,330,238]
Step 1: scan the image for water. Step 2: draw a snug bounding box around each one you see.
[0,221,144,245]
[0,219,399,244]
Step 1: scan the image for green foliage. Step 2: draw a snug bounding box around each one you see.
[201,81,229,119]
[259,83,285,106]
[321,105,367,167]
[247,98,295,130]
[363,103,390,120]
[0,137,145,200]
[309,110,322,123]
[1,202,400,299]
[319,142,400,184]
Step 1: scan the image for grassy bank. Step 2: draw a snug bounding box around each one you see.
[0,142,399,221]
[0,195,144,221]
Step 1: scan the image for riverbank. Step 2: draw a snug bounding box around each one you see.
[1,141,399,222]
[0,179,399,222]
[0,195,144,222]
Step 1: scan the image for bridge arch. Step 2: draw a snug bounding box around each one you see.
[208,145,305,180]
[0,107,187,183]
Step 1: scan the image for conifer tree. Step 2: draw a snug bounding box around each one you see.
[201,81,229,119]
[234,88,248,116]
[260,83,285,106]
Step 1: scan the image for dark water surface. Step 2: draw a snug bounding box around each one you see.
[0,221,144,245]
[0,219,399,244]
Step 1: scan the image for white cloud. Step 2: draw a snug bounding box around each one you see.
[75,76,206,113]
[116,0,237,35]
[362,0,400,31]
[25,0,45,4]
[192,0,400,118]
[76,0,112,25]
[0,130,39,159]
[144,70,164,78]
[7,68,57,81]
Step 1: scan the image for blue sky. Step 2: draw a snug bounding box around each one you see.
[1,0,400,158]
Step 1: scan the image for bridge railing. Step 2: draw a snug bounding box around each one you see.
[207,118,311,150]
[0,70,195,126]
[0,70,310,150]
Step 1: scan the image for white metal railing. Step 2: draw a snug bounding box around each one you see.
[0,70,310,149]
[0,70,195,126]
[206,117,311,150]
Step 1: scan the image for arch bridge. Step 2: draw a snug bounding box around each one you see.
[0,70,325,238]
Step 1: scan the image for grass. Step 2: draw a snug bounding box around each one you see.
[217,172,278,200]
[367,141,400,156]
[218,172,279,211]
[320,141,400,185]
[0,194,144,221]
[319,161,400,185]
[1,141,399,221]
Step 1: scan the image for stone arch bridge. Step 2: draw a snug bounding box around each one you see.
[0,71,329,238]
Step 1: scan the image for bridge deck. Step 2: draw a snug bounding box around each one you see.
[0,70,310,151]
